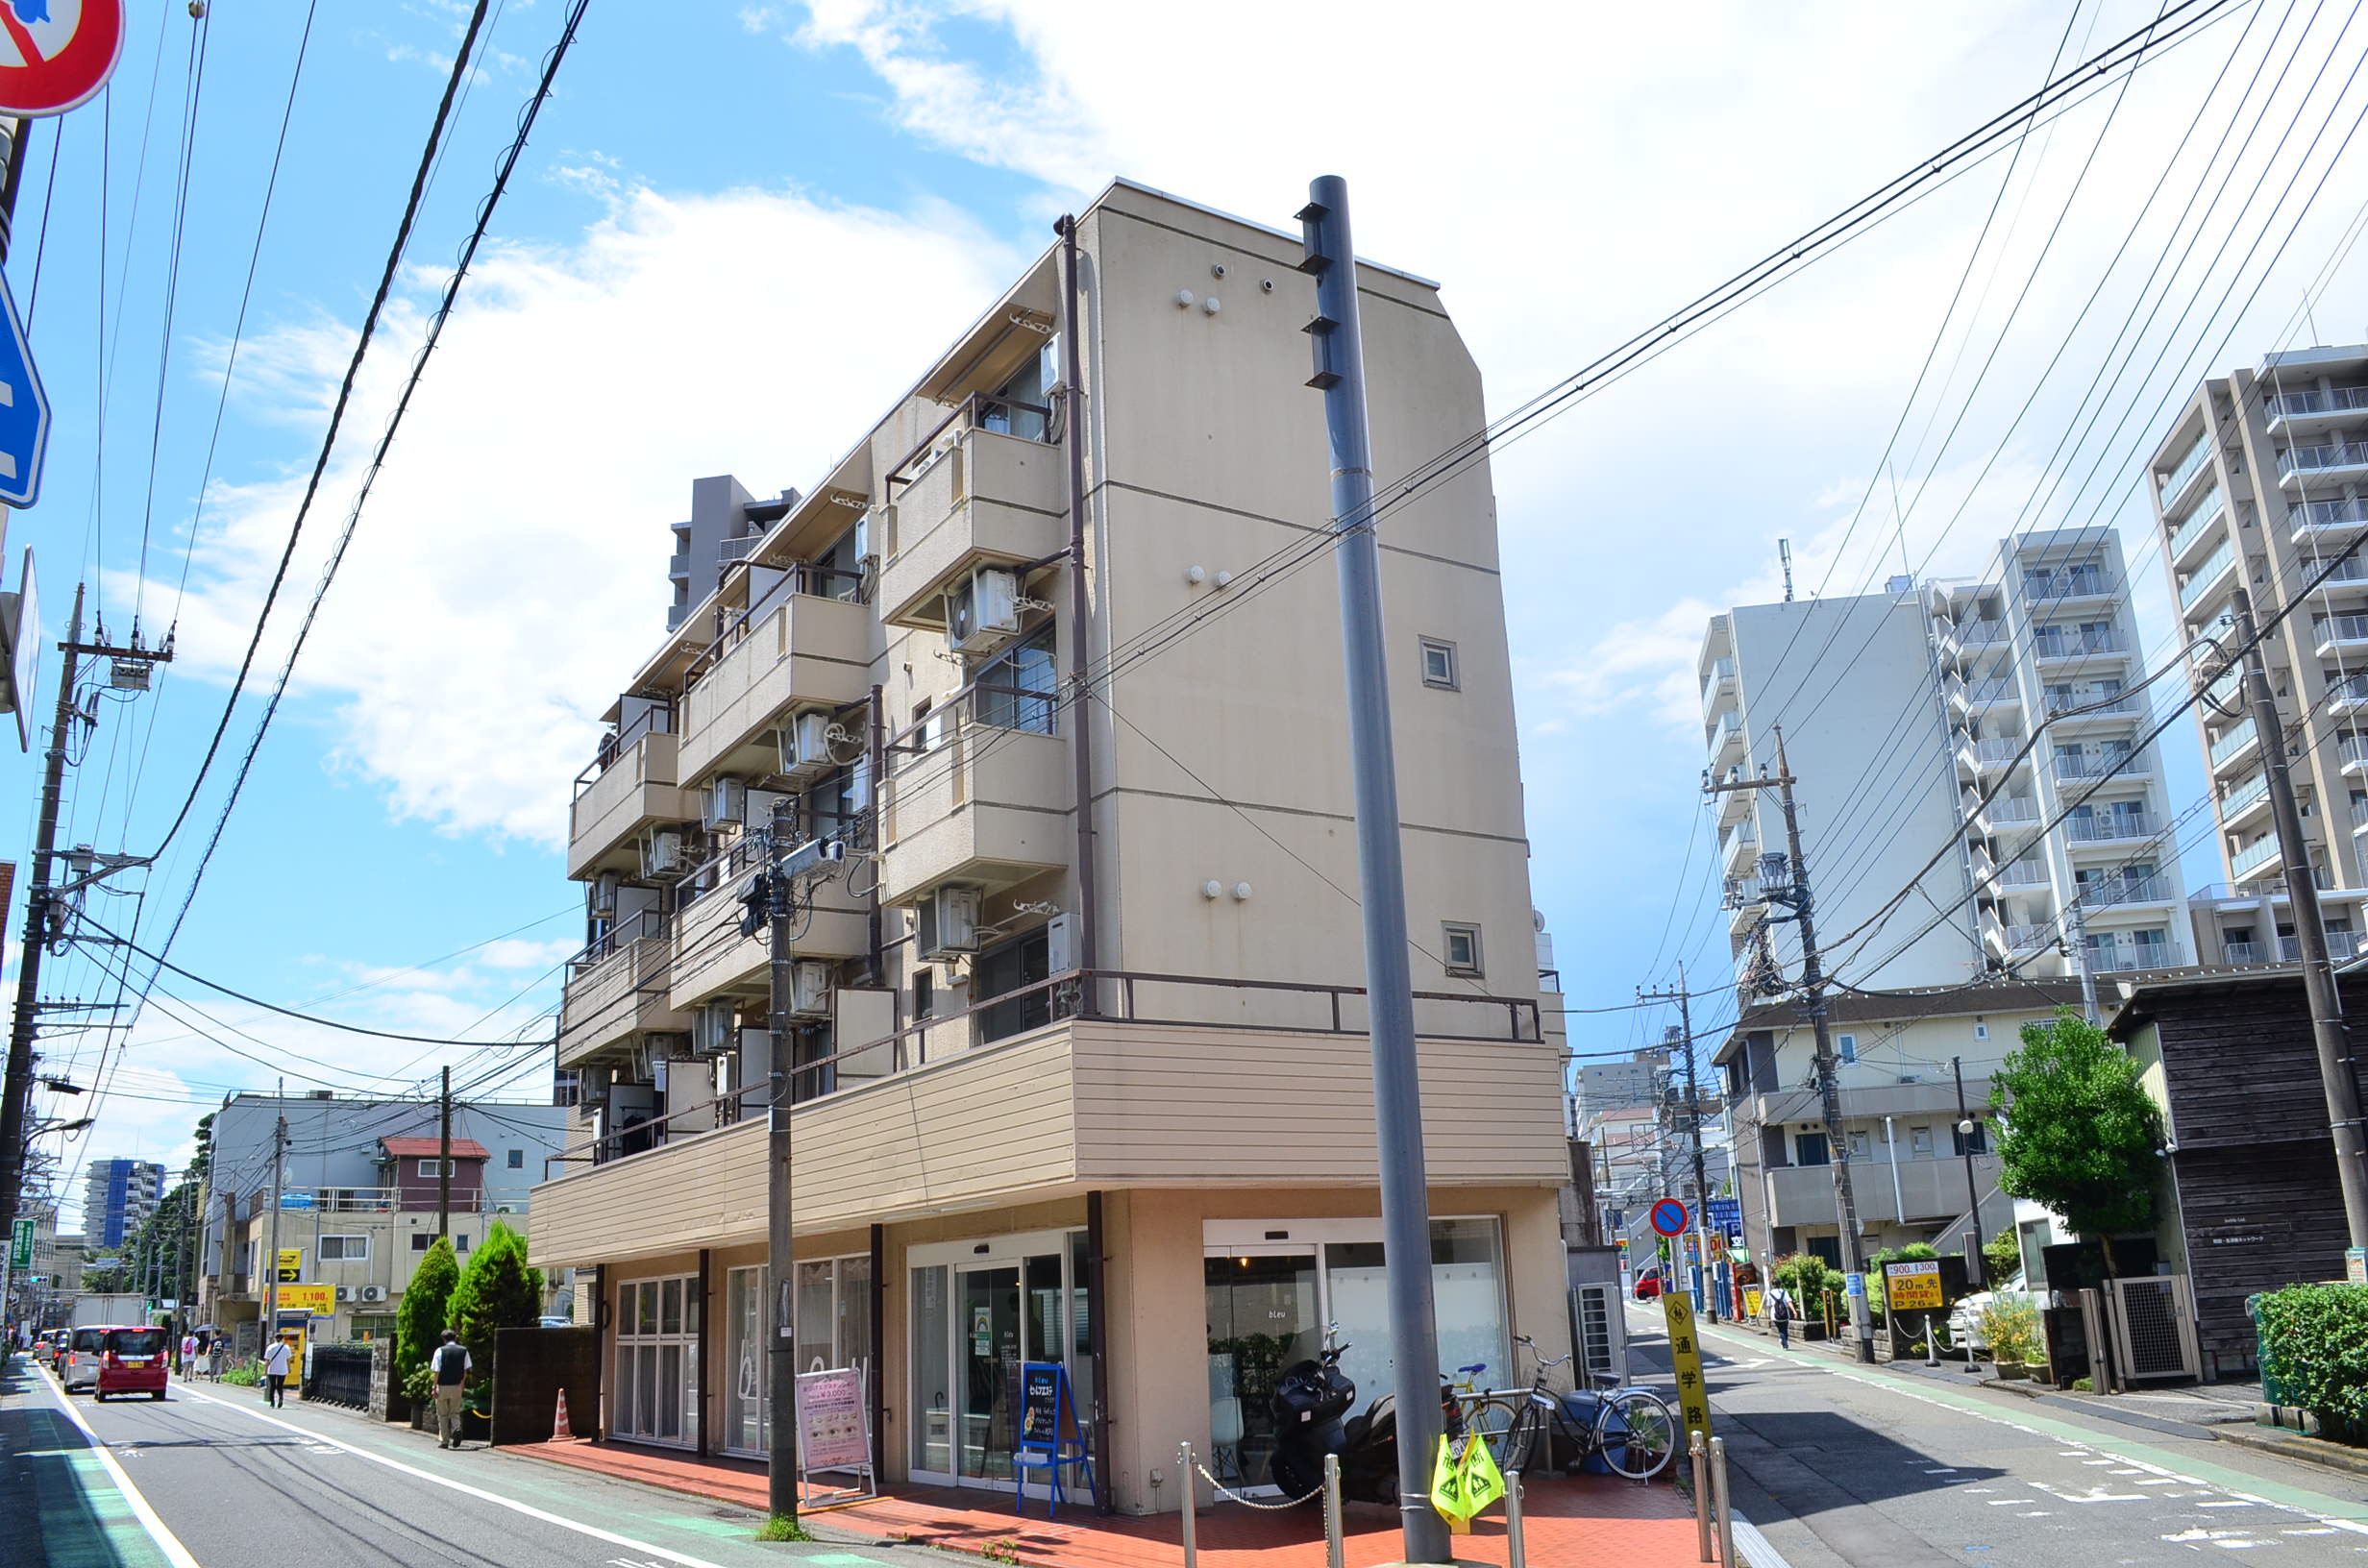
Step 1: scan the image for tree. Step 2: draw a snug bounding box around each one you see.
[445,1221,543,1383]
[1991,1009,2163,1273]
[397,1237,459,1386]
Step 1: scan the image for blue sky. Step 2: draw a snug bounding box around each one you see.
[10,0,2365,1221]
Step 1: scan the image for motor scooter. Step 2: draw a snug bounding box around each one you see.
[1268,1325,1459,1506]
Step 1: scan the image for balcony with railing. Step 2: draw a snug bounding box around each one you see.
[2034,625,2126,659]
[676,574,873,786]
[1720,820,1759,872]
[2066,811,2156,844]
[668,840,871,1012]
[1960,736,2028,773]
[2077,874,2175,910]
[2280,440,2368,483]
[2004,923,2054,952]
[2317,613,2368,655]
[1702,656,1738,713]
[878,703,1071,906]
[2332,675,2368,715]
[1970,793,2042,830]
[1951,620,2009,652]
[1961,677,2017,707]
[568,731,694,880]
[2209,716,2259,771]
[2045,690,2138,723]
[2343,736,2368,773]
[2157,432,2210,510]
[2052,749,2141,782]
[2177,540,2236,612]
[1995,857,2050,888]
[2022,567,2115,602]
[2232,833,2283,879]
[877,401,1067,630]
[2268,384,2368,427]
[558,911,692,1070]
[2084,938,2176,974]
[2306,551,2368,587]
[2220,771,2271,822]
[2290,496,2368,546]
[1708,712,1745,759]
[2166,488,2226,566]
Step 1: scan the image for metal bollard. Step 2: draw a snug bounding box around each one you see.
[1691,1430,1713,1562]
[1324,1453,1344,1568]
[1179,1441,1197,1568]
[1505,1468,1527,1568]
[1710,1435,1737,1568]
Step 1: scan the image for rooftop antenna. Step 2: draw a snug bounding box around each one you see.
[1779,538,1795,602]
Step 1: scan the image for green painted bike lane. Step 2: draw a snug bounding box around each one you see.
[2,1380,172,1568]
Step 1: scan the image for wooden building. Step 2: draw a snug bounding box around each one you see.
[2108,968,2368,1377]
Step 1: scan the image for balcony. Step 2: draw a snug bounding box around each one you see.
[2306,552,2368,588]
[2208,716,2259,772]
[676,587,873,785]
[1995,857,2050,888]
[2284,930,2361,960]
[2077,874,2175,910]
[2084,940,2176,973]
[1720,821,1759,873]
[1709,713,1746,763]
[2177,540,2236,613]
[2045,691,2138,724]
[1970,794,2042,834]
[2291,496,2368,547]
[2232,834,2283,879]
[2344,736,2368,774]
[2333,676,2368,717]
[668,848,870,1011]
[667,550,691,581]
[1959,736,2028,773]
[2222,940,2268,964]
[2066,812,2156,844]
[2282,440,2368,484]
[1960,677,2017,708]
[558,913,692,1070]
[878,713,1071,905]
[2166,488,2226,567]
[567,732,695,880]
[1764,1152,2004,1228]
[2221,771,2272,825]
[2052,749,2143,783]
[877,421,1066,630]
[1702,656,1738,714]
[1951,621,2008,653]
[2021,568,2116,603]
[2267,385,2368,429]
[2317,613,2368,656]
[2158,432,2211,511]
[2033,626,2125,661]
[527,976,1562,1268]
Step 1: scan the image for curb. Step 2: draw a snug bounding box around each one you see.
[2212,1424,2368,1481]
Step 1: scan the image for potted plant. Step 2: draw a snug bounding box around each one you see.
[1981,1297,2041,1380]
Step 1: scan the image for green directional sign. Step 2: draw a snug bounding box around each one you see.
[9,1217,31,1271]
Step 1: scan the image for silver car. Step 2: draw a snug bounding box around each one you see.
[59,1326,111,1391]
[1948,1273,2030,1357]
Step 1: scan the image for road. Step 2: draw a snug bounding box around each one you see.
[4,1354,939,1568]
[1623,1302,2368,1566]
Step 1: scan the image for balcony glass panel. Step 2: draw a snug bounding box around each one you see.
[2208,717,2258,767]
[2231,834,2282,877]
[2158,433,2208,507]
[2034,625,2125,657]
[2270,386,2368,419]
[2319,613,2368,648]
[2282,440,2368,478]
[2178,541,2234,609]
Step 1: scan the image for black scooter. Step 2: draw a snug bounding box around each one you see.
[1267,1326,1451,1506]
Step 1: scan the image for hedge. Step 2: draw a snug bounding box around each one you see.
[2255,1283,2368,1443]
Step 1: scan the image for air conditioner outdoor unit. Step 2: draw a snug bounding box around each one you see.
[790,960,833,1019]
[704,776,749,830]
[579,1073,611,1110]
[778,711,836,784]
[359,1285,387,1303]
[644,1031,690,1059]
[691,1001,739,1058]
[641,827,693,880]
[947,566,1020,656]
[335,1286,354,1303]
[590,870,622,920]
[915,884,982,960]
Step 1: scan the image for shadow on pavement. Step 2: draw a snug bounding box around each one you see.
[0,1356,144,1568]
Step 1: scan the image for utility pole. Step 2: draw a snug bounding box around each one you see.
[437,1066,453,1239]
[2229,588,2368,1249]
[765,796,799,1525]
[1640,966,1717,1322]
[266,1089,286,1352]
[1952,1057,1986,1288]
[1707,726,1876,1361]
[0,587,173,1266]
[1299,174,1446,1564]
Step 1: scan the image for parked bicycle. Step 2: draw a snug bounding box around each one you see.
[1497,1335,1675,1481]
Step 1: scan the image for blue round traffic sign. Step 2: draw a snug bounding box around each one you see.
[1650,1198,1690,1237]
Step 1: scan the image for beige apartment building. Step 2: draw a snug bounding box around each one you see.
[530,180,1566,1511]
[2151,347,2368,965]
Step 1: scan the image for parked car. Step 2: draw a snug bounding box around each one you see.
[1634,1269,1665,1301]
[95,1326,170,1401]
[59,1326,111,1392]
[1948,1272,2031,1357]
[32,1330,63,1365]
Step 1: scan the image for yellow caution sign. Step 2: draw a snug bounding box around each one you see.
[1662,1291,1714,1444]
[276,1248,303,1283]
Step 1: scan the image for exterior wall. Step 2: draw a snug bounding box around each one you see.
[386,1158,485,1211]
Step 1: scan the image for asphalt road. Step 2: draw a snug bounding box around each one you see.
[17,1358,941,1568]
[1622,1302,2368,1566]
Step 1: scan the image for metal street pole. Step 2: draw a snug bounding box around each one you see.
[1952,1056,1986,1288]
[1298,174,1447,1565]
[765,797,800,1523]
[2230,588,2368,1248]
[266,1090,285,1353]
[438,1066,453,1239]
[1641,967,1717,1322]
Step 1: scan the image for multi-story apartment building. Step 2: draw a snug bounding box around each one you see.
[82,1158,164,1251]
[1700,527,2192,994]
[530,181,1566,1508]
[196,1093,569,1353]
[2150,346,2368,965]
[1713,982,2075,1272]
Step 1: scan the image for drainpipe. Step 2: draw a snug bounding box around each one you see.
[866,685,885,985]
[1886,1116,1906,1223]
[1058,215,1100,1012]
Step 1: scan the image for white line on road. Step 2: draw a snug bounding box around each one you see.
[177,1385,738,1568]
[37,1367,203,1568]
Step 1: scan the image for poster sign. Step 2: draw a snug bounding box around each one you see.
[796,1366,871,1472]
[275,1248,303,1283]
[1660,1292,1713,1443]
[9,1215,30,1270]
[2348,1247,2365,1285]
[276,1284,333,1316]
[1885,1260,1946,1312]
[1021,1362,1064,1444]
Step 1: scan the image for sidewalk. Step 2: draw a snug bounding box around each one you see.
[516,1435,1709,1568]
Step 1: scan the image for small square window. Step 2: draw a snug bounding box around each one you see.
[1419,637,1460,691]
[409,1234,432,1253]
[456,1234,470,1253]
[1442,921,1484,977]
[1838,1033,1857,1065]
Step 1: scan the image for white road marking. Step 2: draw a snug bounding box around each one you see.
[2288,1529,2344,1536]
[2202,1503,2260,1509]
[2020,1511,2055,1517]
[37,1367,203,1568]
[177,1386,738,1568]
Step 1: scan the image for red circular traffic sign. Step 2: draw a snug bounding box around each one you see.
[1650,1198,1690,1237]
[0,1,126,118]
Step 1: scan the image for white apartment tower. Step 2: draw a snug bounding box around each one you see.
[2153,347,2368,966]
[1700,528,2191,995]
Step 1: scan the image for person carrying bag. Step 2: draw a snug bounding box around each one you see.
[1772,1291,1795,1351]
[432,1330,473,1450]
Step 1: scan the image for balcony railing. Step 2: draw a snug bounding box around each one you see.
[2052,750,2137,781]
[2046,691,2136,719]
[2158,432,2209,508]
[2166,488,2225,561]
[1702,657,1737,702]
[2223,940,2267,964]
[2034,626,2125,658]
[2334,675,2368,710]
[2178,540,2235,610]
[1995,859,2050,887]
[2209,717,2259,768]
[1980,796,2042,825]
[2321,613,2368,649]
[2343,736,2368,769]
[2295,497,2368,530]
[2232,834,2283,878]
[1963,737,2027,767]
[2270,385,2368,420]
[1953,621,2008,649]
[2077,874,2173,909]
[2067,812,2155,842]
[1963,678,2016,705]
[2022,569,2114,600]
[1709,714,1743,753]
[2085,941,2175,973]
[2306,552,2368,586]
[2281,440,2368,478]
[2285,931,2361,960]
[2221,772,2271,818]
[2004,923,2053,951]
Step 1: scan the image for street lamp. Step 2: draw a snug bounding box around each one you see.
[1957,1115,1985,1287]
[30,1116,93,1136]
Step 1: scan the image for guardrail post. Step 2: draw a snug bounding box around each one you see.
[1505,1468,1527,1568]
[1691,1429,1712,1561]
[1324,1453,1344,1568]
[1711,1435,1737,1566]
[1178,1441,1197,1568]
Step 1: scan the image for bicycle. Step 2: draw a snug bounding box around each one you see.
[1440,1360,1525,1462]
[1497,1335,1675,1481]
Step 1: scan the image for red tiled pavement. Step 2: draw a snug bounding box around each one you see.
[514,1438,1705,1567]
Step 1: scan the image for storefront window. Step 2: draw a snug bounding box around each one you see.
[914,1264,952,1474]
[615,1272,700,1449]
[725,1266,766,1455]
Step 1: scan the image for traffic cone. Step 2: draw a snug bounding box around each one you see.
[553,1387,572,1441]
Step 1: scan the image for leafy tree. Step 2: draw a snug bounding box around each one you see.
[445,1220,544,1383]
[397,1237,459,1385]
[1991,1009,2163,1273]
[1983,1228,2023,1286]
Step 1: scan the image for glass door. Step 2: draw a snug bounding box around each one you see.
[910,1232,1086,1492]
[957,1265,1021,1483]
[1204,1249,1319,1489]
[724,1266,765,1456]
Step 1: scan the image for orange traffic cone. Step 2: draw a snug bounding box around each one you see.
[553,1387,572,1441]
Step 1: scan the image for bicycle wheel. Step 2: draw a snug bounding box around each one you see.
[1464,1397,1525,1471]
[1597,1391,1675,1480]
[1496,1402,1547,1476]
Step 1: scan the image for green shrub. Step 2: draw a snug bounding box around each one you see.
[755,1515,812,1543]
[397,1237,459,1387]
[446,1220,543,1384]
[1984,1229,2023,1286]
[2256,1284,2368,1442]
[220,1362,262,1386]
[1978,1296,2041,1364]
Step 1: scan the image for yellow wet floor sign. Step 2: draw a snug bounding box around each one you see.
[1428,1432,1507,1531]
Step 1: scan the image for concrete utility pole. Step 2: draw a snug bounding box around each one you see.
[266,1090,286,1349]
[2229,588,2368,1249]
[765,796,800,1524]
[1297,174,1447,1565]
[1707,727,1876,1361]
[437,1066,453,1239]
[1640,967,1717,1322]
[1952,1056,1986,1288]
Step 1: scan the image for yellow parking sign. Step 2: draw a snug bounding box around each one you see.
[1885,1260,1945,1313]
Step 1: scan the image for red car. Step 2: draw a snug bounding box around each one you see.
[1634,1270,1665,1301]
[94,1325,170,1401]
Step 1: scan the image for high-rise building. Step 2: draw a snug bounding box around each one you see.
[1699,527,2192,994]
[81,1159,163,1251]
[534,180,1565,1507]
[2149,347,2368,965]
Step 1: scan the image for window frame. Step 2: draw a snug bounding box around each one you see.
[506,1149,524,1169]
[416,1158,455,1178]
[317,1235,370,1262]
[1441,921,1484,978]
[1418,636,1460,691]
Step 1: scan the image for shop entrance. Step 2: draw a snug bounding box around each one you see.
[910,1230,1091,1493]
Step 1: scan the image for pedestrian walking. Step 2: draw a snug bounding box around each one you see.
[431,1329,473,1450]
[207,1337,225,1380]
[179,1331,196,1377]
[1772,1291,1794,1351]
[262,1333,294,1407]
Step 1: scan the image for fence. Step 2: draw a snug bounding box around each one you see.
[306,1344,375,1409]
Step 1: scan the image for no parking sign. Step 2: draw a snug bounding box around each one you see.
[1650,1197,1690,1237]
[0,1,126,118]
